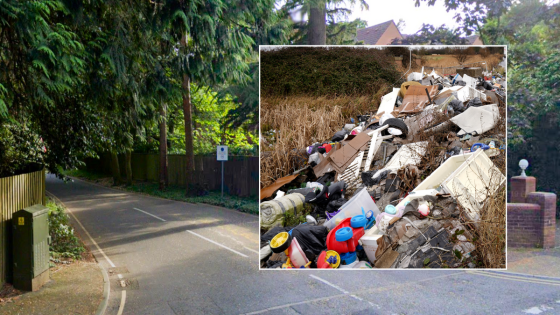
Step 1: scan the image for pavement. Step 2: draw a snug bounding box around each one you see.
[0,261,104,315]
[506,220,560,278]
[45,174,560,315]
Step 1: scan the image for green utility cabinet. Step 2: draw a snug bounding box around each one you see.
[12,204,50,291]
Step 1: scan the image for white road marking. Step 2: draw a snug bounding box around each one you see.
[243,246,259,254]
[133,207,166,221]
[186,230,249,258]
[117,290,126,315]
[49,191,116,268]
[46,191,125,314]
[468,271,560,286]
[309,275,349,294]
[523,305,554,314]
[214,229,259,254]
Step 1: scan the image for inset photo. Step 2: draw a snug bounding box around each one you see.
[259,45,506,269]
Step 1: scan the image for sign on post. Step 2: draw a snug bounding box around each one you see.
[217,145,228,161]
[217,145,228,200]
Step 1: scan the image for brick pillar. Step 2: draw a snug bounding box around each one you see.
[526,192,557,249]
[510,176,536,203]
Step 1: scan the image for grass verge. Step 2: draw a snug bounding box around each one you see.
[127,182,258,214]
[62,169,258,214]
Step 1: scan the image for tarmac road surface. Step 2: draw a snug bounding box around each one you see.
[46,174,560,315]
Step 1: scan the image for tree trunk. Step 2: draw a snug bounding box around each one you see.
[125,149,133,186]
[181,34,195,196]
[308,3,326,45]
[110,150,122,186]
[159,103,168,190]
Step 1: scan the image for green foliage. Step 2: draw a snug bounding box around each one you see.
[46,199,85,260]
[454,249,463,260]
[283,204,313,227]
[0,124,45,177]
[325,19,368,45]
[415,0,512,39]
[423,258,430,266]
[1,0,274,176]
[395,24,469,45]
[136,84,258,156]
[260,47,401,97]
[0,0,103,177]
[127,183,258,214]
[496,1,560,202]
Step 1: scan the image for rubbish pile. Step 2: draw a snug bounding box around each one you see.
[260,68,506,269]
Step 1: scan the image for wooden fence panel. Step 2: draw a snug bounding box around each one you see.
[0,170,45,286]
[84,154,258,197]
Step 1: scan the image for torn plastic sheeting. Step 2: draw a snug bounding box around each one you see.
[261,174,299,200]
[450,104,499,136]
[400,85,439,114]
[407,72,423,82]
[377,88,399,115]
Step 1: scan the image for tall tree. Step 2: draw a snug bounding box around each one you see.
[151,0,277,195]
[285,0,368,45]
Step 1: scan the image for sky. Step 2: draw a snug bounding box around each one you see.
[348,0,461,35]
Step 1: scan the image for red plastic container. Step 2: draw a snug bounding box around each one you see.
[326,217,365,254]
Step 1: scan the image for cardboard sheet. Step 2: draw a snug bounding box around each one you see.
[313,144,340,178]
[328,131,371,173]
[260,174,299,200]
[399,85,438,114]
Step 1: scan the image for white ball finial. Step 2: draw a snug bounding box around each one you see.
[519,159,529,177]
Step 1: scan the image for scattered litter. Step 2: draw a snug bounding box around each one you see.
[261,63,506,269]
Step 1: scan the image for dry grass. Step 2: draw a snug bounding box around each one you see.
[472,185,506,268]
[260,93,390,187]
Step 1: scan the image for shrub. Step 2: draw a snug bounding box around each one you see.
[46,200,85,260]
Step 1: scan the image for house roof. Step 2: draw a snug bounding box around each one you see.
[466,35,480,45]
[356,20,400,45]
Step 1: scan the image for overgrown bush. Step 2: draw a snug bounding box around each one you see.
[260,47,401,97]
[46,200,85,260]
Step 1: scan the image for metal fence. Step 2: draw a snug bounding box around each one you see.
[84,153,259,197]
[0,169,45,285]
[421,61,491,76]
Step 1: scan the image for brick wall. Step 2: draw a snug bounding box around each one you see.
[507,176,556,248]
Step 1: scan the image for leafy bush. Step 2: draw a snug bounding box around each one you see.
[0,123,45,177]
[46,200,85,260]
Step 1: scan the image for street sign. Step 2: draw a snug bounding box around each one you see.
[217,145,228,161]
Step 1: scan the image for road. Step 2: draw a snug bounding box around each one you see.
[46,175,560,315]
